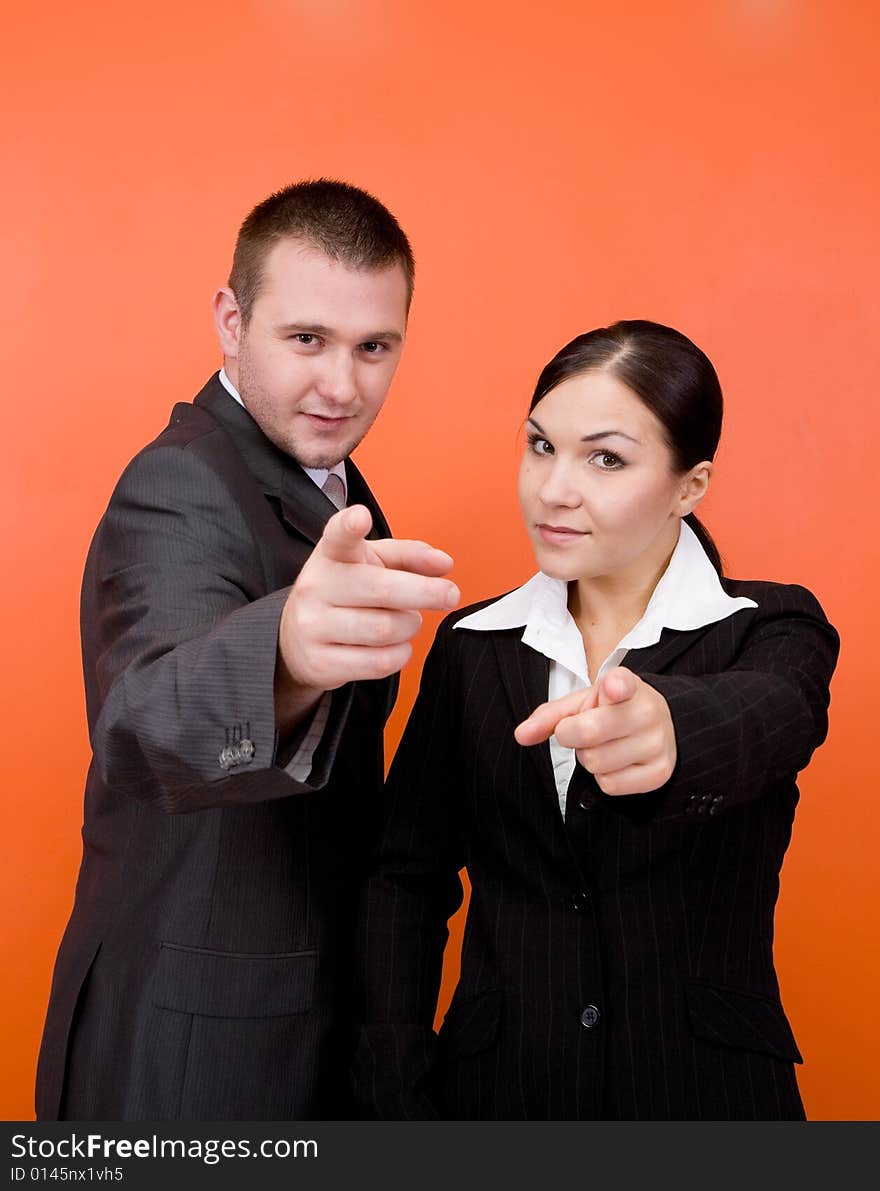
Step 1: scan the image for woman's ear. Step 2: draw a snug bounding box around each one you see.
[678,461,714,517]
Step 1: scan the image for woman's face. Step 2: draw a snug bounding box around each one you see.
[517,369,706,587]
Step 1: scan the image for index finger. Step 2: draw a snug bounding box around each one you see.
[318,505,373,564]
[369,537,455,577]
[332,563,460,613]
[514,687,597,746]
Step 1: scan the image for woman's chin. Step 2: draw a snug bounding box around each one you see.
[533,557,583,582]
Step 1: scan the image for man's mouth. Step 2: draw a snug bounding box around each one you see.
[302,412,353,428]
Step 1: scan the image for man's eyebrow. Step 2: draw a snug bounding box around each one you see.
[277,323,403,342]
[277,323,332,336]
[362,330,404,343]
[526,417,641,445]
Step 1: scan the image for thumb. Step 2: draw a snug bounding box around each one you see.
[318,504,373,564]
[597,666,638,707]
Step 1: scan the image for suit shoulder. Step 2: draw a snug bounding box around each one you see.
[140,398,239,465]
[721,576,834,625]
[431,590,521,650]
[109,401,247,504]
[87,397,258,563]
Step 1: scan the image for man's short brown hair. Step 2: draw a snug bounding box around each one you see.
[229,178,415,323]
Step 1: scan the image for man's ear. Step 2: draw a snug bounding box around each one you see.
[212,287,242,358]
[678,460,714,517]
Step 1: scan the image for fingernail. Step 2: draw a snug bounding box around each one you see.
[446,585,460,608]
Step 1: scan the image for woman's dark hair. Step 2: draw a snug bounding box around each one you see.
[529,319,724,575]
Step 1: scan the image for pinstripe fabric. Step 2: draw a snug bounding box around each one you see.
[35,375,396,1121]
[352,581,839,1120]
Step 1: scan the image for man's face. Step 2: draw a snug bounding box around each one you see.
[216,237,409,468]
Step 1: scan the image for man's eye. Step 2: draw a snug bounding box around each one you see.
[360,341,385,354]
[294,333,318,345]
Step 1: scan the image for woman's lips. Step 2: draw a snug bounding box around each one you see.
[537,524,589,545]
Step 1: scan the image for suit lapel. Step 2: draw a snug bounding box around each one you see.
[489,620,715,817]
[622,622,713,677]
[345,456,391,540]
[194,375,389,547]
[191,373,399,719]
[278,469,338,545]
[278,454,389,544]
[490,631,559,805]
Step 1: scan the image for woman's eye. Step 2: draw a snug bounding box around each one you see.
[590,450,624,470]
[527,435,553,456]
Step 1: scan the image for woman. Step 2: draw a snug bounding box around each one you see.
[352,320,839,1121]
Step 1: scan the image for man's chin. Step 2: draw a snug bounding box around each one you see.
[290,433,364,471]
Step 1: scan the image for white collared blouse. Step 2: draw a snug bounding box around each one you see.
[454,520,757,815]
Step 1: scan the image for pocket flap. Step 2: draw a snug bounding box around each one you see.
[685,978,803,1063]
[154,943,316,1018]
[438,989,502,1056]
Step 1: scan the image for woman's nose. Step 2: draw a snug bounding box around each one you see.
[538,462,580,507]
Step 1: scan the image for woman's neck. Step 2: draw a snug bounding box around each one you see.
[568,532,679,677]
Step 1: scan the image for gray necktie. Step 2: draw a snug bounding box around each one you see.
[321,472,346,511]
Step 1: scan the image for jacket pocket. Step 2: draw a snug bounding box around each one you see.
[438,989,503,1057]
[153,943,316,1018]
[685,977,803,1063]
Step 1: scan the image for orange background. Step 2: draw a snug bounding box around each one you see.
[2,1,877,1121]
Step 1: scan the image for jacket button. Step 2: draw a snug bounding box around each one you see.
[572,891,590,913]
[218,737,255,770]
[577,794,595,811]
[580,1004,601,1029]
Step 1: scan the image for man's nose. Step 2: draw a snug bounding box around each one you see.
[316,351,358,405]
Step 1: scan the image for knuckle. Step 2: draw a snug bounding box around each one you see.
[554,722,574,749]
[372,614,402,647]
[298,604,323,640]
[639,702,657,730]
[292,571,320,607]
[398,612,420,642]
[580,719,598,748]
[365,570,391,606]
[596,772,617,795]
[578,748,597,772]
[369,643,411,678]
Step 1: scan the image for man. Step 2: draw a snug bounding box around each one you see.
[35,179,459,1121]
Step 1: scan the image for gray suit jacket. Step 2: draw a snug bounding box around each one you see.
[36,374,396,1120]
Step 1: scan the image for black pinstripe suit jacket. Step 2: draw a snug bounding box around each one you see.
[36,374,396,1121]
[353,580,839,1120]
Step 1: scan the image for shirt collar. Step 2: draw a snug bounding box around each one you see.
[454,520,757,661]
[218,368,347,495]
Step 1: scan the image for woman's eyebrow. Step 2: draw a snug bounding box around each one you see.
[581,430,641,444]
[527,417,640,445]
